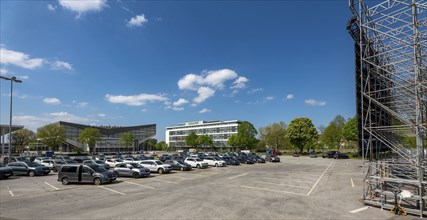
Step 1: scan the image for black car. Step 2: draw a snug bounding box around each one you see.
[310,151,317,158]
[322,151,338,158]
[293,152,300,157]
[164,160,192,171]
[254,155,266,163]
[333,152,349,159]
[266,155,280,162]
[0,163,13,179]
[7,161,50,176]
[160,155,172,162]
[238,156,254,164]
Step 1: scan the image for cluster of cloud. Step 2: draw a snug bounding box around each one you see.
[105,93,167,106]
[43,98,61,105]
[177,69,248,106]
[0,47,73,71]
[305,99,326,106]
[127,14,148,27]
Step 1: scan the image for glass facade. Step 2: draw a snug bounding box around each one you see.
[165,120,241,148]
[38,121,156,153]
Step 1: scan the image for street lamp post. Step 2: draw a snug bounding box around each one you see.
[0,76,22,163]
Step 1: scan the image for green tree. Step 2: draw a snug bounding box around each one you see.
[259,121,288,150]
[145,138,158,151]
[343,116,358,142]
[120,133,135,152]
[237,121,258,150]
[79,128,101,154]
[36,124,66,151]
[286,117,318,153]
[155,141,167,151]
[197,134,213,149]
[228,134,239,148]
[12,128,36,153]
[320,115,346,151]
[185,132,199,147]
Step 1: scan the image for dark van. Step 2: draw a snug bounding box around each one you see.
[57,164,116,185]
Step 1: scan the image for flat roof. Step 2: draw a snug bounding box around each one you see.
[0,124,24,135]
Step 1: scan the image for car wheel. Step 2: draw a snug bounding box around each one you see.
[62,177,69,185]
[196,164,201,169]
[181,167,184,171]
[94,177,102,185]
[28,171,35,177]
[132,172,139,178]
[53,167,58,172]
[158,168,164,174]
[215,163,219,167]
[114,171,119,177]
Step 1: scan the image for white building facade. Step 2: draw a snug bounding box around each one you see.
[165,120,241,149]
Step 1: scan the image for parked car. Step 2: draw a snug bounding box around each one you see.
[34,157,49,163]
[105,158,124,168]
[52,160,77,172]
[254,155,266,163]
[238,156,254,164]
[139,160,172,174]
[39,159,55,170]
[203,156,226,167]
[7,161,50,176]
[220,156,240,165]
[333,152,349,159]
[322,151,338,158]
[159,155,172,162]
[0,162,13,179]
[310,151,317,158]
[123,158,141,164]
[114,163,150,178]
[184,158,209,169]
[83,160,110,170]
[164,160,192,171]
[57,164,116,185]
[293,152,300,157]
[266,155,280,162]
[54,156,72,161]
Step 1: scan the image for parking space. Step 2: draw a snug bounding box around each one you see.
[0,157,401,219]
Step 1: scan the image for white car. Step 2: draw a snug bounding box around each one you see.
[184,158,208,169]
[123,158,141,163]
[139,160,172,174]
[203,156,226,167]
[105,158,124,168]
[39,159,54,169]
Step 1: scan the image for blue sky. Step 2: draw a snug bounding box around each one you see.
[0,0,356,141]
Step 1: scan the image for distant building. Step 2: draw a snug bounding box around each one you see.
[165,120,241,149]
[37,121,156,153]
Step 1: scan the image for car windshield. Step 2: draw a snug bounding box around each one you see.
[91,165,107,173]
[95,160,104,164]
[213,156,221,160]
[155,161,163,165]
[196,158,203,162]
[115,159,124,162]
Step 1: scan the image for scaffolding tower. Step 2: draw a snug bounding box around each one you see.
[347,0,427,217]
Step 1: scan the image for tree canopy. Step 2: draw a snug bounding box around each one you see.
[286,117,318,153]
[197,134,213,148]
[79,128,100,154]
[36,124,66,151]
[185,131,199,147]
[259,121,288,149]
[343,115,358,142]
[237,121,258,150]
[120,132,134,148]
[320,115,346,150]
[12,128,36,153]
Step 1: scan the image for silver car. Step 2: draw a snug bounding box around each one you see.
[113,163,150,178]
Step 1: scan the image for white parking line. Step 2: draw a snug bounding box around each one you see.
[97,186,126,195]
[125,181,155,189]
[306,161,334,196]
[240,185,306,196]
[150,178,178,184]
[349,206,370,213]
[262,177,310,184]
[7,186,14,197]
[351,178,355,188]
[44,182,59,190]
[228,173,248,180]
[253,181,310,189]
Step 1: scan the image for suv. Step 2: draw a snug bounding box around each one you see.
[139,160,172,174]
[58,164,116,185]
[184,158,208,169]
[0,162,13,179]
[203,156,226,167]
[7,161,50,176]
[266,155,280,162]
[105,158,124,168]
[322,151,337,158]
[114,163,150,178]
[164,160,192,171]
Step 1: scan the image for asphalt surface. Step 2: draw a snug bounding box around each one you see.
[0,156,414,219]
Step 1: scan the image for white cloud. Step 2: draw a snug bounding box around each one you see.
[47,4,56,11]
[141,109,147,112]
[173,98,189,106]
[59,0,107,16]
[128,14,148,27]
[247,88,263,94]
[305,99,326,106]
[97,113,106,117]
[231,76,248,89]
[105,93,167,106]
[77,102,88,108]
[172,107,184,111]
[50,61,73,70]
[178,69,240,90]
[193,87,215,104]
[0,68,8,75]
[43,97,61,105]
[0,48,44,69]
[286,94,294,100]
[18,75,29,80]
[177,74,202,91]
[199,108,211,113]
[265,96,274,101]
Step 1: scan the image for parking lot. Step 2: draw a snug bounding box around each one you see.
[0,156,403,219]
